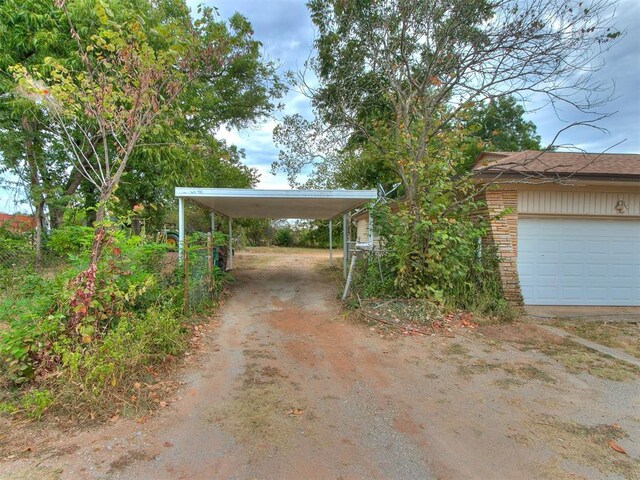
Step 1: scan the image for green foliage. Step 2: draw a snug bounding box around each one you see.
[0,227,32,268]
[1,0,283,234]
[0,216,221,419]
[62,306,186,397]
[448,246,516,320]
[273,226,294,247]
[294,220,337,248]
[460,96,542,171]
[20,389,53,419]
[47,225,94,257]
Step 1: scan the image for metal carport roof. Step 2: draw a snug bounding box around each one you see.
[174,187,377,219]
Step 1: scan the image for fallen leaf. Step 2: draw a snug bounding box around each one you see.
[109,414,120,422]
[159,401,167,408]
[133,382,141,389]
[287,408,304,416]
[608,440,627,454]
[163,441,173,448]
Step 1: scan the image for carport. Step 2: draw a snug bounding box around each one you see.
[175,187,377,276]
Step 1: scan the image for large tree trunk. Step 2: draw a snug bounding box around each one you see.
[50,168,85,229]
[21,116,45,266]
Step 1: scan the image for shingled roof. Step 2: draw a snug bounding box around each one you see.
[473,150,640,179]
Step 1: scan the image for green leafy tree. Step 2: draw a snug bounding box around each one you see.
[1,0,284,243]
[9,1,283,329]
[461,96,542,170]
[277,0,620,301]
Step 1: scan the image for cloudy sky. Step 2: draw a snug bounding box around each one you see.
[201,0,640,190]
[2,0,638,212]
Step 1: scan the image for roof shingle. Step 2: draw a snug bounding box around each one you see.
[473,150,640,178]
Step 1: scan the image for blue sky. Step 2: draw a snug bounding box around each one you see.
[2,0,638,212]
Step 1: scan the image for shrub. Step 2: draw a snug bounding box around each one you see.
[0,222,214,420]
[273,227,293,247]
[47,226,95,257]
[20,389,53,419]
[0,227,33,268]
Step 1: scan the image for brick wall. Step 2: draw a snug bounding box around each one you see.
[0,213,36,234]
[483,189,523,305]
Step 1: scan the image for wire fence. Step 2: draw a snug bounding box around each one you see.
[0,228,223,318]
[181,233,227,316]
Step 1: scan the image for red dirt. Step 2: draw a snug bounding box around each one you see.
[1,249,638,479]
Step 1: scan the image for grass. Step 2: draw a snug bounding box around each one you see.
[503,364,557,384]
[487,324,640,382]
[494,377,525,389]
[456,359,500,376]
[527,415,640,479]
[536,339,640,382]
[443,343,470,356]
[555,319,640,359]
[208,361,305,449]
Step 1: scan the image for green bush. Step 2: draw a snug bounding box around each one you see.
[47,226,94,257]
[0,227,33,268]
[20,389,53,419]
[0,222,215,419]
[273,227,293,247]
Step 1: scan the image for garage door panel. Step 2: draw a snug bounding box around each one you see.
[518,218,640,306]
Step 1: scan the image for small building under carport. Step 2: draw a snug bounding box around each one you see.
[473,151,640,307]
[174,187,377,275]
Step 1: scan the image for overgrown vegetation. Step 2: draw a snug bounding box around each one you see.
[272,0,620,318]
[0,219,225,421]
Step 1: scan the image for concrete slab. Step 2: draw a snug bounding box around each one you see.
[536,324,640,369]
[525,305,640,323]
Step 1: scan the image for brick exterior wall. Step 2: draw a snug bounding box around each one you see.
[483,190,523,305]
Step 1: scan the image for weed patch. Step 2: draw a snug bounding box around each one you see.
[555,320,640,359]
[503,364,556,384]
[483,324,640,382]
[208,362,305,449]
[444,343,470,356]
[0,232,222,422]
[527,415,640,478]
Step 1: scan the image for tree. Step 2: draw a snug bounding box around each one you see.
[460,95,542,170]
[291,0,620,202]
[9,1,283,328]
[1,0,284,244]
[275,0,621,301]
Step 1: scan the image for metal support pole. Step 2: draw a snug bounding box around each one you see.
[342,213,348,278]
[342,252,357,301]
[178,197,185,262]
[210,211,215,233]
[228,217,233,270]
[207,232,213,298]
[182,236,188,315]
[329,219,333,266]
[368,204,374,246]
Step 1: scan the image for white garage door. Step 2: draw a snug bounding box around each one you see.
[517,218,640,306]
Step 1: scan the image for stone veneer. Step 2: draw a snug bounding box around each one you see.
[483,189,523,305]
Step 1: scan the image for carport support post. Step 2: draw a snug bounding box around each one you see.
[329,220,333,266]
[228,217,233,270]
[178,197,185,262]
[210,211,215,233]
[342,214,348,278]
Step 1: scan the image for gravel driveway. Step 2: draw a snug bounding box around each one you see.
[1,249,638,479]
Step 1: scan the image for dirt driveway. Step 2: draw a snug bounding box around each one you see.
[1,249,639,479]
